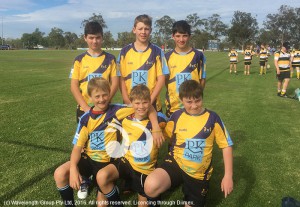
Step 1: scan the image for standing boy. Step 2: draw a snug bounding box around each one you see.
[258,43,269,75]
[69,21,119,123]
[228,47,238,74]
[144,80,234,207]
[242,45,255,75]
[275,42,292,97]
[96,84,166,207]
[291,44,300,80]
[118,14,169,112]
[165,20,206,118]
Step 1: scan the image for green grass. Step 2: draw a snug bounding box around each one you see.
[0,50,299,207]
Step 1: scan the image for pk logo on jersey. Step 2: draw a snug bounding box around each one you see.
[88,73,102,81]
[176,73,191,92]
[105,119,153,159]
[90,130,105,150]
[183,138,206,163]
[132,70,148,87]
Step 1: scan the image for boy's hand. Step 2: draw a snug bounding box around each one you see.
[221,175,233,198]
[69,167,82,190]
[152,131,164,148]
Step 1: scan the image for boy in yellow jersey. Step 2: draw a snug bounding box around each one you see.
[54,78,162,207]
[118,14,169,112]
[96,84,166,207]
[242,45,255,75]
[291,44,300,80]
[258,43,268,75]
[165,20,206,118]
[275,42,292,97]
[144,80,234,207]
[228,47,238,74]
[69,21,119,123]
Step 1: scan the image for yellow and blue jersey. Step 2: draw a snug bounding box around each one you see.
[291,50,300,67]
[69,51,118,108]
[165,48,206,116]
[164,108,233,180]
[274,50,291,71]
[73,104,134,163]
[117,43,169,111]
[115,109,167,175]
[228,50,238,62]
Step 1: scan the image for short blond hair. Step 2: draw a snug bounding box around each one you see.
[134,14,152,28]
[129,84,151,102]
[87,77,110,96]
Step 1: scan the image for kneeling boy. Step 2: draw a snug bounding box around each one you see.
[144,80,233,207]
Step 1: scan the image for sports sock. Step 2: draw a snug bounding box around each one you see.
[297,70,300,79]
[57,185,75,206]
[104,186,123,207]
[281,89,286,95]
[260,67,263,74]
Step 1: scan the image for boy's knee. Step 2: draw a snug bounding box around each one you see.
[96,170,110,187]
[144,178,156,197]
[54,164,69,185]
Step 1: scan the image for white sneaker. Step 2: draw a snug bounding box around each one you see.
[77,179,89,199]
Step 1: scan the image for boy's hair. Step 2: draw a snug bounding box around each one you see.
[172,20,191,35]
[87,77,110,96]
[129,84,151,102]
[84,21,103,36]
[179,80,203,100]
[134,14,152,28]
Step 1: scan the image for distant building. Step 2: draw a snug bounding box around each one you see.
[208,40,220,51]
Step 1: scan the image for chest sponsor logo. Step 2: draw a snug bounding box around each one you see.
[88,73,102,81]
[176,73,191,92]
[131,141,151,163]
[132,70,148,87]
[183,138,206,163]
[89,130,105,150]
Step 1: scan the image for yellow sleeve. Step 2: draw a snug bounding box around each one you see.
[163,120,175,139]
[115,107,135,121]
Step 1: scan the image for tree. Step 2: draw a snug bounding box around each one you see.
[228,11,258,48]
[186,13,205,33]
[20,28,46,48]
[154,15,175,46]
[204,14,228,40]
[81,13,107,29]
[263,5,300,46]
[48,27,65,48]
[116,32,135,47]
[64,32,78,49]
[102,31,115,48]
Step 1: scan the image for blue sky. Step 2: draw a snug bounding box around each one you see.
[0,0,299,40]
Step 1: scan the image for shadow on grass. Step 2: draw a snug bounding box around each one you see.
[0,163,64,202]
[0,140,70,154]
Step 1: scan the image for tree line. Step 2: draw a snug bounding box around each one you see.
[2,5,299,50]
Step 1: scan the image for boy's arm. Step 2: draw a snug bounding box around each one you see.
[109,76,119,102]
[120,77,131,104]
[69,145,83,190]
[221,146,233,198]
[148,105,165,148]
[150,75,165,105]
[70,79,90,112]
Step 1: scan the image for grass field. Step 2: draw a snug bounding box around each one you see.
[0,49,299,207]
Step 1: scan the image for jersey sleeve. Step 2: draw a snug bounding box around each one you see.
[110,56,119,78]
[115,107,135,121]
[214,115,233,148]
[161,50,169,75]
[70,59,80,80]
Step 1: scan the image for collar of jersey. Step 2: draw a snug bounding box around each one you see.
[184,108,207,116]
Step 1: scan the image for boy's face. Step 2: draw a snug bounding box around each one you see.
[133,22,151,44]
[172,32,191,50]
[84,33,103,51]
[181,97,203,115]
[89,88,110,111]
[131,98,150,119]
